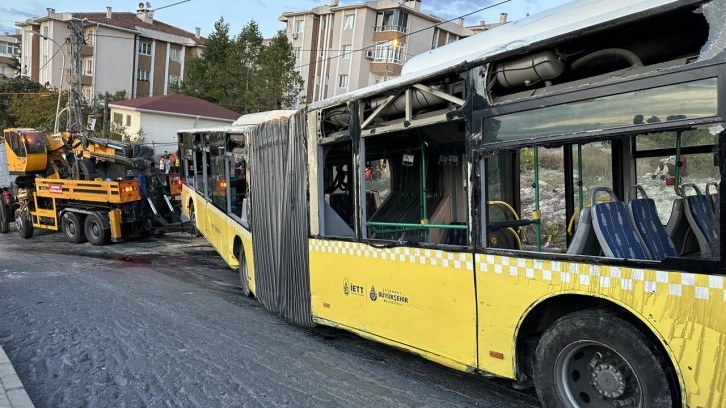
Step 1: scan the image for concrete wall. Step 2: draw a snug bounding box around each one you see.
[94,26,135,96]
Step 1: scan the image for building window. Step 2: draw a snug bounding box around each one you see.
[294,20,304,33]
[86,29,94,46]
[341,45,352,59]
[343,14,355,30]
[375,10,408,33]
[170,48,182,61]
[137,69,150,81]
[83,87,91,101]
[113,112,123,125]
[126,115,131,127]
[84,60,92,75]
[138,42,152,55]
[374,41,404,64]
[337,74,348,88]
[293,47,302,61]
[169,74,179,85]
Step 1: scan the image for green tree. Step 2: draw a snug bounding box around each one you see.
[176,20,304,114]
[7,90,69,133]
[0,77,47,130]
[175,17,232,104]
[227,20,264,113]
[254,30,304,110]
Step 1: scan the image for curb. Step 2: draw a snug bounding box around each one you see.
[0,345,34,408]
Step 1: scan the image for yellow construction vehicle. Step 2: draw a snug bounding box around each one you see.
[1,128,180,245]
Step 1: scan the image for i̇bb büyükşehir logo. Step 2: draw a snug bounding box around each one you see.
[369,285,378,301]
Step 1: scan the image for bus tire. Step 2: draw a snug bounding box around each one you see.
[85,212,110,246]
[189,204,200,237]
[238,251,252,297]
[15,210,33,239]
[533,309,675,408]
[0,201,9,234]
[61,212,86,243]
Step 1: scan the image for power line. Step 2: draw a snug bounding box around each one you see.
[150,0,191,13]
[0,92,57,96]
[295,0,512,70]
[30,41,67,83]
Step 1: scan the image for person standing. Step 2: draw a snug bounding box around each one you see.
[159,154,166,174]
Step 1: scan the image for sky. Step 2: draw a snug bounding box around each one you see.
[1,0,573,39]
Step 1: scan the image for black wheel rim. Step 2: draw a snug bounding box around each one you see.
[68,220,77,236]
[554,340,643,408]
[89,220,101,239]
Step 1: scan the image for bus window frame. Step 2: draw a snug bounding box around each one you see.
[473,64,724,150]
[472,63,723,272]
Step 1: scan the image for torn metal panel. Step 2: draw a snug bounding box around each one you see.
[249,112,313,327]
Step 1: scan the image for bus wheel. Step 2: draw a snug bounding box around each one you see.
[61,212,86,243]
[238,251,252,297]
[15,210,33,239]
[85,213,110,246]
[189,205,200,237]
[533,310,674,408]
[0,201,9,234]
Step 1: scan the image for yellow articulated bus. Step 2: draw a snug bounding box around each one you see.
[179,0,725,406]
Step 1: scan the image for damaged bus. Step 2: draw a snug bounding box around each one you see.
[179,0,726,406]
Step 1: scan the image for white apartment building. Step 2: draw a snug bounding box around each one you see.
[0,33,21,78]
[16,6,204,102]
[280,0,473,106]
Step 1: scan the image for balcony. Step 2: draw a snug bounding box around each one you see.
[374,24,407,33]
[81,74,92,86]
[369,62,402,76]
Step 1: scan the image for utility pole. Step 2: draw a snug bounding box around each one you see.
[67,21,86,133]
[103,92,109,138]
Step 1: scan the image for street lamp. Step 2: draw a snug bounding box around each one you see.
[30,31,65,133]
[384,38,398,82]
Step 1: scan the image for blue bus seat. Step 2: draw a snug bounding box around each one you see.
[626,185,677,261]
[591,187,649,260]
[681,183,716,258]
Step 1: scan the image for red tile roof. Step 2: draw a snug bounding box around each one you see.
[110,94,240,120]
[71,12,205,45]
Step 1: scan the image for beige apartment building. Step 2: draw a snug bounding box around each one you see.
[16,6,204,102]
[280,0,473,105]
[0,33,21,78]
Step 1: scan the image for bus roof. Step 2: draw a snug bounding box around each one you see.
[177,110,298,134]
[308,0,698,110]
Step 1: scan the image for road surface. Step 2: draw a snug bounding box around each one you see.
[0,228,540,407]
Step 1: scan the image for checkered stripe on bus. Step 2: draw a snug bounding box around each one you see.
[476,254,726,302]
[310,239,473,270]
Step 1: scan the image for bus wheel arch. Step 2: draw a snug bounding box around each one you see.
[514,294,682,406]
[235,238,252,297]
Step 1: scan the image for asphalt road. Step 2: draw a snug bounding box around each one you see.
[0,227,540,408]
